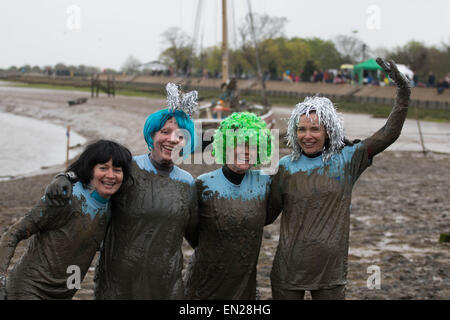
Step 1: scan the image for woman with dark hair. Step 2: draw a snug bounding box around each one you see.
[45,83,199,299]
[0,140,132,299]
[267,58,411,300]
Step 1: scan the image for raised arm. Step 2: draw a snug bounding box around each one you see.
[364,58,411,158]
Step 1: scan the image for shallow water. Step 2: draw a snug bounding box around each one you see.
[0,112,86,179]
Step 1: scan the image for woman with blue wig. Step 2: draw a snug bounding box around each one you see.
[45,83,199,299]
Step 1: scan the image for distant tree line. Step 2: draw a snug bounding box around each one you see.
[1,63,106,77]
[2,13,448,83]
[157,13,450,82]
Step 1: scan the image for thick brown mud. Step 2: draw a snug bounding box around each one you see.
[0,86,448,299]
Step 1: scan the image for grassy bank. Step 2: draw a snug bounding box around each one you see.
[7,80,450,123]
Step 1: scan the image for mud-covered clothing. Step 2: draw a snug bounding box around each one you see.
[272,283,346,300]
[222,165,246,185]
[268,82,410,293]
[0,182,110,299]
[268,143,372,290]
[184,168,271,299]
[94,154,197,300]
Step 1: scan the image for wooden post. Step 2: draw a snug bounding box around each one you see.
[221,0,229,83]
[112,74,116,97]
[414,105,427,157]
[247,0,269,109]
[91,74,95,97]
[66,125,71,169]
[96,74,100,97]
[107,75,111,97]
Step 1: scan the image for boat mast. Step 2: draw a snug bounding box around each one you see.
[221,0,229,83]
[247,0,269,108]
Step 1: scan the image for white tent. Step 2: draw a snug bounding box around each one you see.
[396,64,414,80]
[139,61,169,72]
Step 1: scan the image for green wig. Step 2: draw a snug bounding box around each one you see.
[212,112,273,166]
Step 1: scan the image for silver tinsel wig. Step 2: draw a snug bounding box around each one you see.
[287,96,345,162]
[166,82,198,117]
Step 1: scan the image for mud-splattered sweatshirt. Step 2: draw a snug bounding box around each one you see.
[268,83,410,290]
[0,182,110,299]
[94,154,197,299]
[268,144,372,290]
[184,168,271,299]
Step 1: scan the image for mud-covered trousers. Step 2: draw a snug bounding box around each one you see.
[271,284,346,300]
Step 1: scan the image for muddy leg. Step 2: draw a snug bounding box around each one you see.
[310,285,346,300]
[271,284,305,300]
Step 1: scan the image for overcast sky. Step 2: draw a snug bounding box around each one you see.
[1,0,449,70]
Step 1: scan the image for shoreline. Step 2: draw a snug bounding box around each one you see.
[1,84,449,182]
[0,110,87,181]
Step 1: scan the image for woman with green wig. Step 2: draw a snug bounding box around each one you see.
[184,112,274,299]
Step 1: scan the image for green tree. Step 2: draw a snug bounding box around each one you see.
[387,41,428,75]
[304,37,343,70]
[281,38,311,73]
[202,46,222,76]
[31,65,42,73]
[419,44,450,81]
[19,64,31,72]
[378,40,450,81]
[54,63,68,70]
[302,60,317,82]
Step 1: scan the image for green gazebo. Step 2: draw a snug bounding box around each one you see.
[353,58,384,84]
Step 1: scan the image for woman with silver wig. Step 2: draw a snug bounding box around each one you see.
[267,58,411,300]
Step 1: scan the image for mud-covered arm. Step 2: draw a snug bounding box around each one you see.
[184,182,199,249]
[364,58,411,158]
[0,197,60,298]
[265,170,283,226]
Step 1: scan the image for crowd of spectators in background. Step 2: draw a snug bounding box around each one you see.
[7,63,449,94]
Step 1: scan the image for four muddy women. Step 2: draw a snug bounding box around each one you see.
[0,58,411,300]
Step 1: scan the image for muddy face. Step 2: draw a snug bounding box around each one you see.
[151,117,186,164]
[297,112,328,155]
[227,143,255,174]
[90,159,123,198]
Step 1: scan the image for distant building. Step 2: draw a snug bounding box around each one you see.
[139,61,170,76]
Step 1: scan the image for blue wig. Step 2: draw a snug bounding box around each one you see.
[143,109,197,154]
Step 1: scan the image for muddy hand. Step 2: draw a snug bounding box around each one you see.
[45,175,72,207]
[376,57,411,90]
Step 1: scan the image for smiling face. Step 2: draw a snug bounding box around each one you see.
[90,159,124,198]
[227,143,256,174]
[150,117,186,164]
[297,112,328,156]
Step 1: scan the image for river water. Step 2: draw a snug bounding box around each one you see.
[0,112,86,180]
